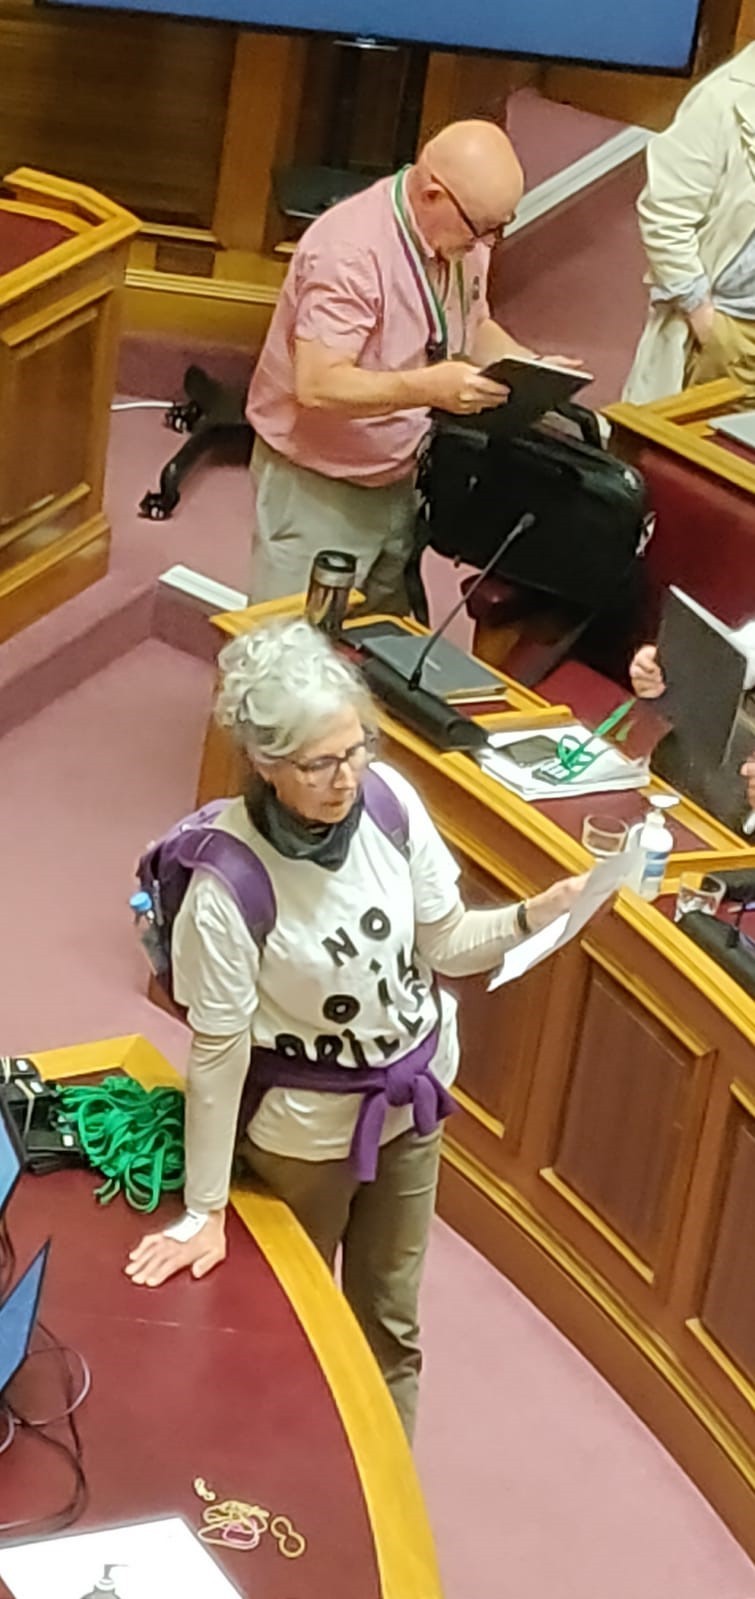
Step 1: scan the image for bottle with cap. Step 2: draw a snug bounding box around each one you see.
[129,890,169,976]
[79,1567,123,1599]
[627,794,679,901]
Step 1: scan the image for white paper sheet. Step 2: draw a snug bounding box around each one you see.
[0,1516,241,1599]
[488,850,636,989]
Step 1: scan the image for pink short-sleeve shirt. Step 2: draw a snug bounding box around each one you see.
[246,175,491,488]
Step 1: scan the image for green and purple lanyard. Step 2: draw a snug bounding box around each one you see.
[391,167,468,362]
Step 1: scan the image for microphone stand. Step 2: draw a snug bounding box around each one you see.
[407,511,536,690]
[358,511,537,754]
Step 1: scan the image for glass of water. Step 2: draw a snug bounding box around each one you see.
[674,871,725,922]
[581,814,629,857]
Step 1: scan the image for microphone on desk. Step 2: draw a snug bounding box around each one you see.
[358,511,536,754]
[407,511,536,690]
[359,654,489,752]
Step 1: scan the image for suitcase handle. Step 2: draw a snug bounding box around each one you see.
[553,400,603,449]
[429,400,603,452]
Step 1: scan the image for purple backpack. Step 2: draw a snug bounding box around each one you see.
[136,768,409,1009]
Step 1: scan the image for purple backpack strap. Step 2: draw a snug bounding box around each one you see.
[175,828,276,947]
[362,767,409,858]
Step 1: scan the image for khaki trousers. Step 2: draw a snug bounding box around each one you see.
[249,436,417,615]
[686,309,755,391]
[241,1127,442,1439]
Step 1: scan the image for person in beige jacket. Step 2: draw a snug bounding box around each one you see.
[624,44,755,403]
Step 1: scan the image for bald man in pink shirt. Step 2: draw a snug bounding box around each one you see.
[247,119,546,614]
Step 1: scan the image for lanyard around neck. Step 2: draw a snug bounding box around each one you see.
[392,168,466,362]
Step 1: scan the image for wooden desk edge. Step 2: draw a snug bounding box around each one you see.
[212,600,752,854]
[605,380,755,497]
[34,1035,443,1599]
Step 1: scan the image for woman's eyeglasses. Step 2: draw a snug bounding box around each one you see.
[289,734,378,789]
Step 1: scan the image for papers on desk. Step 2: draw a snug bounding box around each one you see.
[710,408,755,456]
[0,1517,242,1599]
[479,723,649,800]
[488,850,635,990]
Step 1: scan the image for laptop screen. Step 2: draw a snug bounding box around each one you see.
[0,1242,50,1397]
[657,587,747,770]
[0,1102,22,1216]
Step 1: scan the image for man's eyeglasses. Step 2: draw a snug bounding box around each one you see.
[289,734,378,789]
[430,172,510,244]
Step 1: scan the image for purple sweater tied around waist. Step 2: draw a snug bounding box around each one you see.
[241,1024,453,1182]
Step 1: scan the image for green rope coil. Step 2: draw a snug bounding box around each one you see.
[57,1076,185,1212]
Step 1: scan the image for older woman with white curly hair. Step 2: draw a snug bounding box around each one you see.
[127,618,586,1437]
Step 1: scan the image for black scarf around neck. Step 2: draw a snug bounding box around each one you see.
[244,775,364,871]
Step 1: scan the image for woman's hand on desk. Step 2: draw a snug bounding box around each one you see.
[524,874,590,934]
[125,1208,227,1288]
[629,644,666,699]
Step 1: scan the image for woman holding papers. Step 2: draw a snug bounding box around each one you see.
[126,618,587,1440]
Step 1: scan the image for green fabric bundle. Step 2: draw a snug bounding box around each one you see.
[57,1075,185,1212]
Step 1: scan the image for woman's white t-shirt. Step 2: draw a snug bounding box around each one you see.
[171,763,461,1160]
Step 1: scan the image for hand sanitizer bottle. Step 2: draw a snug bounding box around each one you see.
[635,794,679,901]
[79,1567,123,1599]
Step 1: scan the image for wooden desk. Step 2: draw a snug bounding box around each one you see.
[0,167,139,642]
[605,376,755,496]
[197,598,755,1559]
[604,377,755,635]
[0,1037,440,1599]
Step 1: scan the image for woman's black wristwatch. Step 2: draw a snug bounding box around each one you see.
[516,900,532,937]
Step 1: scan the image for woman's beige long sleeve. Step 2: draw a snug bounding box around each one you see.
[183,1028,251,1214]
[415,898,521,977]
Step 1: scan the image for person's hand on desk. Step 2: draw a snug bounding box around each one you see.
[125,1208,227,1287]
[425,359,508,415]
[523,873,590,933]
[629,643,666,699]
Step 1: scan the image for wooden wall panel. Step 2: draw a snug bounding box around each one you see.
[542,0,742,130]
[213,31,306,251]
[419,52,541,144]
[541,64,688,131]
[700,1094,755,1385]
[0,2,234,226]
[448,968,512,1125]
[438,852,555,1167]
[736,0,755,44]
[451,967,547,1137]
[551,965,700,1272]
[0,290,99,524]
